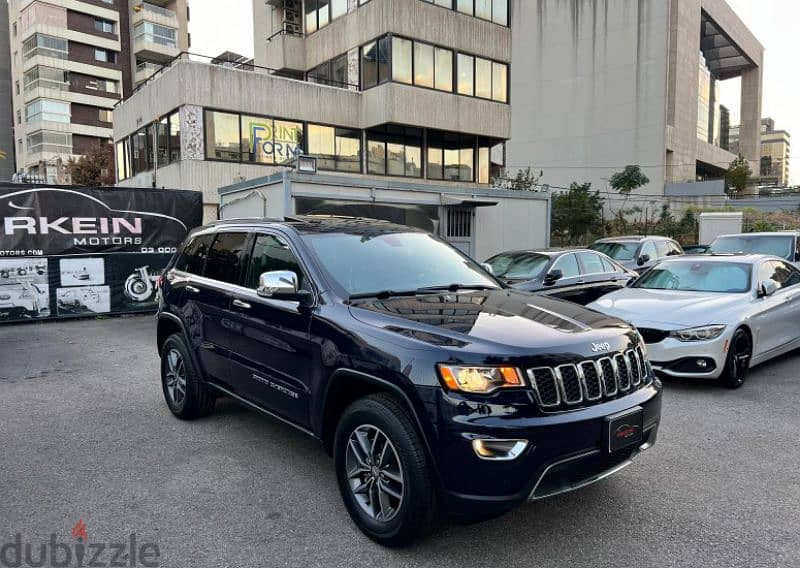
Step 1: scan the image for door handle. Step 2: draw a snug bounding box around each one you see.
[185,285,199,294]
[232,299,252,310]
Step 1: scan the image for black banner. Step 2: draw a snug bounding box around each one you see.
[0,184,203,323]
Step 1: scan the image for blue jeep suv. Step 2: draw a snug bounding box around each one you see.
[156,216,662,546]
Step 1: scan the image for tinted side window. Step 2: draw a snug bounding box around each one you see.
[577,252,606,275]
[600,256,619,273]
[245,234,306,290]
[204,232,249,285]
[175,234,214,274]
[552,253,580,278]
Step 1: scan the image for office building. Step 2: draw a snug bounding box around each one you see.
[759,117,790,187]
[508,0,764,197]
[6,0,189,183]
[112,0,550,258]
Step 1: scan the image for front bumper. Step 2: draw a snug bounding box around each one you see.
[423,380,662,516]
[647,333,729,379]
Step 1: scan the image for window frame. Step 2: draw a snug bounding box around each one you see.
[203,231,252,286]
[306,121,363,174]
[244,229,319,305]
[551,253,581,279]
[424,0,510,27]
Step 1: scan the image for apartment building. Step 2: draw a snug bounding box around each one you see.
[6,0,188,183]
[759,118,791,187]
[0,0,14,180]
[112,0,550,258]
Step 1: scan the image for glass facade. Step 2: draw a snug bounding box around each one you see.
[361,35,507,102]
[367,126,423,177]
[241,116,304,165]
[133,22,177,48]
[25,99,70,123]
[306,0,347,34]
[308,53,351,88]
[116,110,181,181]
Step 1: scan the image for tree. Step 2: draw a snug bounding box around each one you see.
[609,165,650,195]
[493,167,541,191]
[725,155,752,196]
[551,182,605,245]
[68,142,115,186]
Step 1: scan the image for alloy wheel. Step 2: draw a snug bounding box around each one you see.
[345,425,405,522]
[164,348,187,406]
[730,330,752,385]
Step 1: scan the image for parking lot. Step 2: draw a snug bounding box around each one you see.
[1,315,799,568]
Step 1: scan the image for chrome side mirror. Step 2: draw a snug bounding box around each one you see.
[257,270,300,299]
[480,262,495,275]
[758,279,778,298]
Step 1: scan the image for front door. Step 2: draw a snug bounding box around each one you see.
[225,232,315,427]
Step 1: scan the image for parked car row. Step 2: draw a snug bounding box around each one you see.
[484,229,800,389]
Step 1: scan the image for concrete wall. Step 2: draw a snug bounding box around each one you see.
[473,195,550,261]
[507,0,671,198]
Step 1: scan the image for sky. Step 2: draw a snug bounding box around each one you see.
[188,0,799,184]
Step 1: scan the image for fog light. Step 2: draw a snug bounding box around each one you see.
[696,359,708,369]
[472,439,528,461]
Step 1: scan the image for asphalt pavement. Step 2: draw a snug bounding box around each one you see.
[1,316,798,568]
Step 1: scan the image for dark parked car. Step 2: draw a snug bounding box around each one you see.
[484,249,637,305]
[590,235,683,273]
[157,217,662,546]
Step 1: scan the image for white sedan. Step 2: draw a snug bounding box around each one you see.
[587,254,800,388]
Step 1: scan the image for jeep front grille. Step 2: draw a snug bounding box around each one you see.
[528,347,651,411]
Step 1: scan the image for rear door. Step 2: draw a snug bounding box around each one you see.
[187,231,250,386]
[543,253,584,302]
[224,231,315,427]
[576,251,626,304]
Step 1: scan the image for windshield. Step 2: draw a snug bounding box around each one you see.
[710,235,794,260]
[485,252,550,280]
[590,242,638,261]
[633,261,752,293]
[302,231,499,297]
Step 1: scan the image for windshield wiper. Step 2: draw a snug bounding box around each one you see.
[348,290,419,301]
[415,283,498,293]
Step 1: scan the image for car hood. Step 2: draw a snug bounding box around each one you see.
[588,288,748,328]
[349,288,634,353]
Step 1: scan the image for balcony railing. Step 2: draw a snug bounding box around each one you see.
[134,2,177,19]
[136,61,163,73]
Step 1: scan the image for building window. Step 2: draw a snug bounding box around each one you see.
[15,81,19,95]
[392,37,412,84]
[27,131,72,154]
[99,109,113,123]
[492,61,507,102]
[434,47,453,91]
[116,139,129,181]
[25,99,70,123]
[94,18,115,34]
[361,36,391,89]
[306,0,346,33]
[427,130,475,182]
[16,110,21,125]
[24,66,69,92]
[308,52,350,88]
[422,0,453,6]
[133,21,177,48]
[157,116,169,166]
[94,48,116,63]
[454,0,508,25]
[475,56,491,98]
[242,116,303,165]
[366,125,423,178]
[413,42,434,88]
[22,34,68,61]
[457,53,474,96]
[169,110,180,162]
[204,110,240,161]
[131,128,152,175]
[307,123,362,172]
[12,23,17,36]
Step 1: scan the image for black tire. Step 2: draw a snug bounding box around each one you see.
[160,334,215,419]
[333,393,436,547]
[718,328,752,389]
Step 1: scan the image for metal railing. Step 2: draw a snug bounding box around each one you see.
[117,51,361,106]
[134,2,177,19]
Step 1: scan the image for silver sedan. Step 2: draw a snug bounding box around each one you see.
[587,254,800,388]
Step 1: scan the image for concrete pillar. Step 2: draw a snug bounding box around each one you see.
[739,65,763,193]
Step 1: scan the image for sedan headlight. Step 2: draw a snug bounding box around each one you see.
[437,364,524,394]
[669,325,726,342]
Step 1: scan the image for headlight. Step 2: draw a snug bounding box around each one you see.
[437,364,524,394]
[669,325,726,342]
